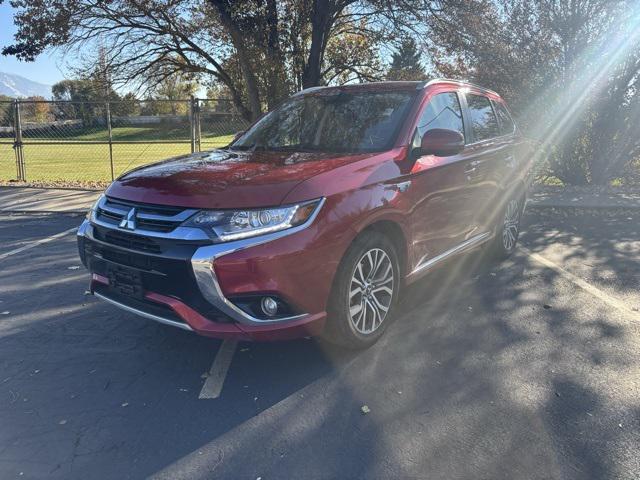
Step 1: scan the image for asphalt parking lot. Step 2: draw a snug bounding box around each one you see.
[0,208,638,479]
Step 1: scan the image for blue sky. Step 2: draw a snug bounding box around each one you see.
[0,3,66,85]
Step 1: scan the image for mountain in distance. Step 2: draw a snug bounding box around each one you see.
[0,71,52,98]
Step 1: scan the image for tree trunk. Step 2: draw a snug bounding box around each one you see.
[209,0,263,121]
[264,0,288,109]
[302,0,334,88]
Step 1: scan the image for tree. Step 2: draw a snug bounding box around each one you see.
[146,68,198,115]
[386,38,426,81]
[51,68,123,124]
[2,0,432,122]
[20,96,51,123]
[427,0,640,185]
[112,93,141,117]
[0,95,14,129]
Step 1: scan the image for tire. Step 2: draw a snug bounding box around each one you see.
[491,192,525,259]
[323,231,401,349]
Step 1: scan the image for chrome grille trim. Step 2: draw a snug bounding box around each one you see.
[95,196,198,234]
[91,196,210,241]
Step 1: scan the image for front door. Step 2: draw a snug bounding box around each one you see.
[403,91,482,275]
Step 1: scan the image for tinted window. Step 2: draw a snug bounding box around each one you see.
[415,92,464,143]
[232,91,415,154]
[466,94,500,141]
[493,100,515,135]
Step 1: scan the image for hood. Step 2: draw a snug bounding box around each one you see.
[106,148,377,209]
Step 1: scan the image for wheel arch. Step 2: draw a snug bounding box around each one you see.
[352,219,409,281]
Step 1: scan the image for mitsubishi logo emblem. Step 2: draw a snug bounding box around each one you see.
[119,208,137,230]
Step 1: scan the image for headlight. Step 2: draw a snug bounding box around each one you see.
[184,198,324,242]
[86,193,105,220]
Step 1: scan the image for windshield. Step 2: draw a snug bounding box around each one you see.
[231,90,416,154]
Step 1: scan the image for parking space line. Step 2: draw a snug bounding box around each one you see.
[0,226,77,262]
[199,339,238,399]
[521,246,640,319]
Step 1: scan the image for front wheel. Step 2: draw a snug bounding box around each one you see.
[323,232,400,349]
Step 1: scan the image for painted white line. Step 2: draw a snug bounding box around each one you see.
[521,246,640,319]
[0,227,77,261]
[199,339,238,399]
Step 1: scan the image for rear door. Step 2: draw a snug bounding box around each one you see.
[491,99,525,195]
[460,92,511,235]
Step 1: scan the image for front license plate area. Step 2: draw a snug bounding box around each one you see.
[107,265,144,299]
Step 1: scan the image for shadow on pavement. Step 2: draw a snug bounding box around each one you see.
[0,212,638,479]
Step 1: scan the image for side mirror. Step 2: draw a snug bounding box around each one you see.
[419,128,465,157]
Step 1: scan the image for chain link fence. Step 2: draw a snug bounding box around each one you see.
[0,98,249,187]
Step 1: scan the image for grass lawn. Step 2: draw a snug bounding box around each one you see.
[0,127,235,184]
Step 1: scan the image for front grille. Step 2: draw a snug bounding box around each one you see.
[103,230,161,254]
[95,196,195,233]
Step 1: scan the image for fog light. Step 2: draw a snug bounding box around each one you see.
[260,297,279,317]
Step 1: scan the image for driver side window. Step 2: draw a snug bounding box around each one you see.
[412,92,465,149]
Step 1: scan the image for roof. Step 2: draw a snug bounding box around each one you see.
[294,81,424,96]
[295,78,500,98]
[424,78,500,97]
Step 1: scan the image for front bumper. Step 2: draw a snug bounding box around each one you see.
[77,209,333,341]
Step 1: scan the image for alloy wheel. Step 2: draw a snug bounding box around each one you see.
[348,248,394,335]
[502,198,521,251]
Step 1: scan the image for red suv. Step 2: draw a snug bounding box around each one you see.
[78,79,532,348]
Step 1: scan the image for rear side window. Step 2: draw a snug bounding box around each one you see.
[493,101,515,136]
[466,94,499,142]
[415,92,465,142]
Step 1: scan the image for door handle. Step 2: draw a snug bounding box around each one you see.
[464,160,481,174]
[390,181,411,192]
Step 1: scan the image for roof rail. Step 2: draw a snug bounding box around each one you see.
[292,85,327,96]
[422,78,499,96]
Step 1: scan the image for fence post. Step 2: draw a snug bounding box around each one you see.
[106,101,114,181]
[195,98,202,152]
[189,96,196,153]
[13,99,25,182]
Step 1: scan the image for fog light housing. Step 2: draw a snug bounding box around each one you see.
[260,297,279,317]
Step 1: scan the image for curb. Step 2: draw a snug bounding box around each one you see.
[526,203,640,213]
[0,184,103,192]
[0,209,86,215]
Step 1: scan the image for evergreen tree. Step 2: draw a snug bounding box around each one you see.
[387,39,426,81]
